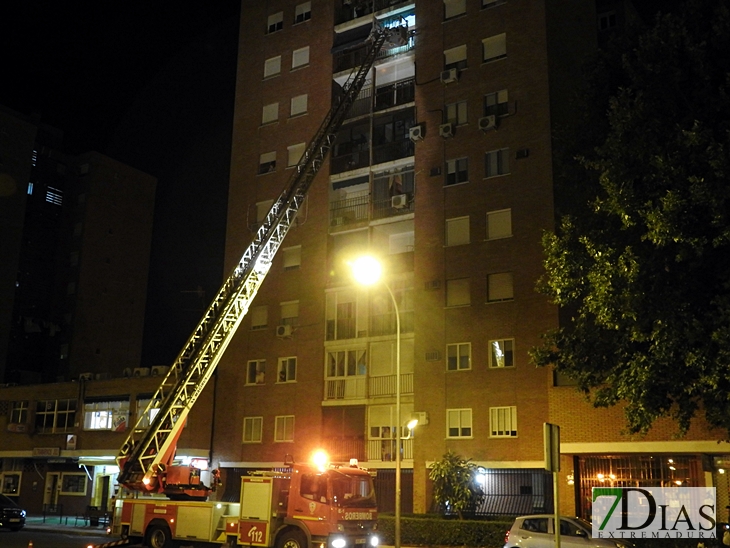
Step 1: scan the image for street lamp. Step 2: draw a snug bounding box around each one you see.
[351,256,404,548]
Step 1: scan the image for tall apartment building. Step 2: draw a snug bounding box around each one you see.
[215,0,730,517]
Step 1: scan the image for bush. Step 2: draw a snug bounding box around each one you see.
[377,515,513,548]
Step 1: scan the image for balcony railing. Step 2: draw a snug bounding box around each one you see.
[323,437,366,462]
[335,0,413,26]
[330,194,370,227]
[367,438,413,461]
[368,373,413,397]
[333,35,415,75]
[374,78,415,112]
[325,377,367,400]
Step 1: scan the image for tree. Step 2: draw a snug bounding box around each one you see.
[532,0,730,437]
[429,451,484,519]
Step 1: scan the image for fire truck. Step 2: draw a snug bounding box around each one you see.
[98,20,409,548]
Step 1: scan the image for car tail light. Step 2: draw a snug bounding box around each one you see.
[504,529,510,544]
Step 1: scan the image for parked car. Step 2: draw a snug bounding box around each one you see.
[0,493,26,531]
[504,514,634,548]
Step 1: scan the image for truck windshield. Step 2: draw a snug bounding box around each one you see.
[330,471,377,508]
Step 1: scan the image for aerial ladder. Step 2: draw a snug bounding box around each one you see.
[116,23,405,499]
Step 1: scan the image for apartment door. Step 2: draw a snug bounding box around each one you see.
[44,472,61,506]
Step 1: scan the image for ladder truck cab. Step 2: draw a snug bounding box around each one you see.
[240,454,378,548]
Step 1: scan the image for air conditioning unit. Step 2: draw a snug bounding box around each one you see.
[439,122,454,138]
[133,367,150,377]
[408,125,423,142]
[151,365,170,377]
[276,324,292,338]
[122,368,133,378]
[478,115,498,131]
[440,68,458,84]
[391,194,408,209]
[78,372,93,382]
[411,411,429,426]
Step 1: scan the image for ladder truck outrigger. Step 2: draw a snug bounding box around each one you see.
[99,21,410,548]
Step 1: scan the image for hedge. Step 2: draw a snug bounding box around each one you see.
[377,515,512,548]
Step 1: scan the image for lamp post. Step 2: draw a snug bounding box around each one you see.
[351,256,403,548]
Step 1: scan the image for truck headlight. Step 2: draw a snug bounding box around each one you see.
[331,537,347,548]
[370,536,379,547]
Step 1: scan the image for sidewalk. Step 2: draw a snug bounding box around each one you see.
[24,514,112,536]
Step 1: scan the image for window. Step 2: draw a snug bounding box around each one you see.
[283,246,301,270]
[489,339,514,368]
[485,148,510,178]
[444,45,467,71]
[490,406,517,437]
[445,216,470,246]
[482,33,506,62]
[447,343,471,371]
[262,102,279,125]
[251,305,268,330]
[326,348,367,399]
[264,56,281,78]
[275,415,295,442]
[246,359,266,385]
[444,0,466,19]
[267,11,283,34]
[488,272,513,302]
[484,90,509,117]
[135,396,161,428]
[243,416,263,443]
[256,200,273,227]
[446,278,470,307]
[0,472,21,495]
[487,209,512,239]
[447,408,472,438]
[258,151,277,174]
[292,46,310,69]
[84,399,130,431]
[280,301,299,326]
[278,357,297,382]
[60,473,87,495]
[35,399,76,434]
[598,11,617,31]
[9,401,28,424]
[288,142,306,167]
[521,518,548,533]
[445,101,468,125]
[294,2,311,23]
[290,94,308,117]
[446,158,468,185]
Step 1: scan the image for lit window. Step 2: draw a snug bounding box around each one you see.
[445,216,470,246]
[278,357,297,383]
[246,359,266,385]
[275,415,295,442]
[444,44,467,71]
[447,408,472,438]
[446,278,470,307]
[446,158,468,186]
[447,343,471,371]
[487,272,513,302]
[262,102,279,124]
[251,305,268,330]
[267,12,283,34]
[135,396,161,428]
[484,90,509,117]
[294,2,311,23]
[0,472,21,495]
[264,56,281,78]
[445,101,468,125]
[487,209,512,240]
[288,142,306,167]
[84,399,130,431]
[489,339,514,368]
[490,406,517,437]
[292,46,310,69]
[485,148,510,178]
[290,94,308,117]
[280,301,299,326]
[482,33,506,63]
[243,416,263,443]
[444,0,466,19]
[283,246,301,270]
[258,151,276,174]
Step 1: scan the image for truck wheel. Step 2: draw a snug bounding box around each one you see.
[277,529,307,548]
[145,523,173,548]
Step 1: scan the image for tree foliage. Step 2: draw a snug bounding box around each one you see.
[532,0,730,436]
[429,451,484,519]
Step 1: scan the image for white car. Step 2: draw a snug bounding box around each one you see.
[503,515,634,548]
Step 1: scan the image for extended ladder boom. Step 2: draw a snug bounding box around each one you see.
[117,28,390,493]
